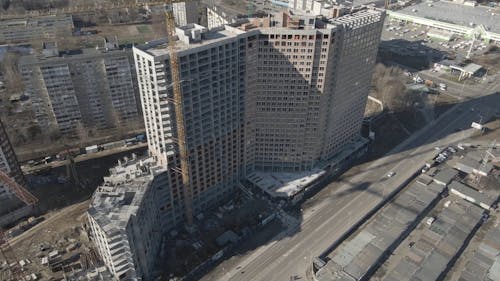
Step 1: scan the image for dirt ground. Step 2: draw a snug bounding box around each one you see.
[2,201,91,280]
[0,148,148,280]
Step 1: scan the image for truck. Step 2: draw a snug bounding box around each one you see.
[85,145,99,154]
[136,133,146,143]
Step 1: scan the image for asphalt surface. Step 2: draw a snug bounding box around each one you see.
[202,82,500,281]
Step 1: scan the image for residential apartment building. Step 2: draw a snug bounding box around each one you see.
[19,43,141,135]
[0,118,31,226]
[0,15,74,44]
[245,9,384,172]
[289,0,352,18]
[172,1,200,26]
[132,7,384,215]
[88,156,173,281]
[133,24,251,219]
[206,6,245,30]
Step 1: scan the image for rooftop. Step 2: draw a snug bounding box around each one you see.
[247,168,326,198]
[454,156,494,175]
[134,25,249,57]
[433,168,458,185]
[0,15,73,28]
[379,197,484,281]
[135,8,384,57]
[18,46,132,66]
[449,181,497,209]
[317,181,445,280]
[397,1,500,33]
[457,217,500,281]
[88,156,165,236]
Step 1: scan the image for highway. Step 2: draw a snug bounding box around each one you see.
[202,87,500,280]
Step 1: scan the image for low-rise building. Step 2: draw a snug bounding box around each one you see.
[454,156,493,176]
[0,15,74,44]
[449,181,497,210]
[433,168,458,186]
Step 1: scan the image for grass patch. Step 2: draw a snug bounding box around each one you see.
[136,25,151,34]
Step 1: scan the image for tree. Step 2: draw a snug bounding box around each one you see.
[0,0,10,10]
[26,124,42,140]
[381,79,408,112]
[1,52,24,96]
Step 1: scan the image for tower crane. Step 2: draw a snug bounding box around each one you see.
[0,169,38,281]
[164,0,194,225]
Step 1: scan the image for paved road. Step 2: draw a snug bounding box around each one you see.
[202,91,500,281]
[21,143,147,174]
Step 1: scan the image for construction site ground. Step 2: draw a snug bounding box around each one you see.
[0,148,148,280]
[160,196,280,279]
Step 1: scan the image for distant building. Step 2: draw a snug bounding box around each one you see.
[19,41,141,135]
[172,1,200,26]
[88,156,174,281]
[0,15,74,44]
[387,1,500,43]
[288,0,353,18]
[0,118,31,227]
[206,6,246,30]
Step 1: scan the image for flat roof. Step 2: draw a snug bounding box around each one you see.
[88,156,165,235]
[247,168,326,198]
[379,197,484,281]
[397,1,500,33]
[433,168,458,185]
[317,181,445,280]
[449,181,496,207]
[134,26,247,57]
[455,156,494,175]
[456,220,500,281]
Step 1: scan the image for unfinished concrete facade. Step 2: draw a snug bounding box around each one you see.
[133,7,384,220]
[245,9,385,172]
[89,8,385,279]
[19,43,141,135]
[87,156,174,281]
[133,24,250,222]
[172,0,200,26]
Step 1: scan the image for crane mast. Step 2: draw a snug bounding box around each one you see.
[165,0,194,225]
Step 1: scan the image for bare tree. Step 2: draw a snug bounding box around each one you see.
[1,52,24,96]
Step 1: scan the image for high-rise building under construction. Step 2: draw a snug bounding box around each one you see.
[133,7,385,221]
[88,7,385,280]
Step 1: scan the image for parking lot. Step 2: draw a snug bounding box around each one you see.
[382,17,491,60]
